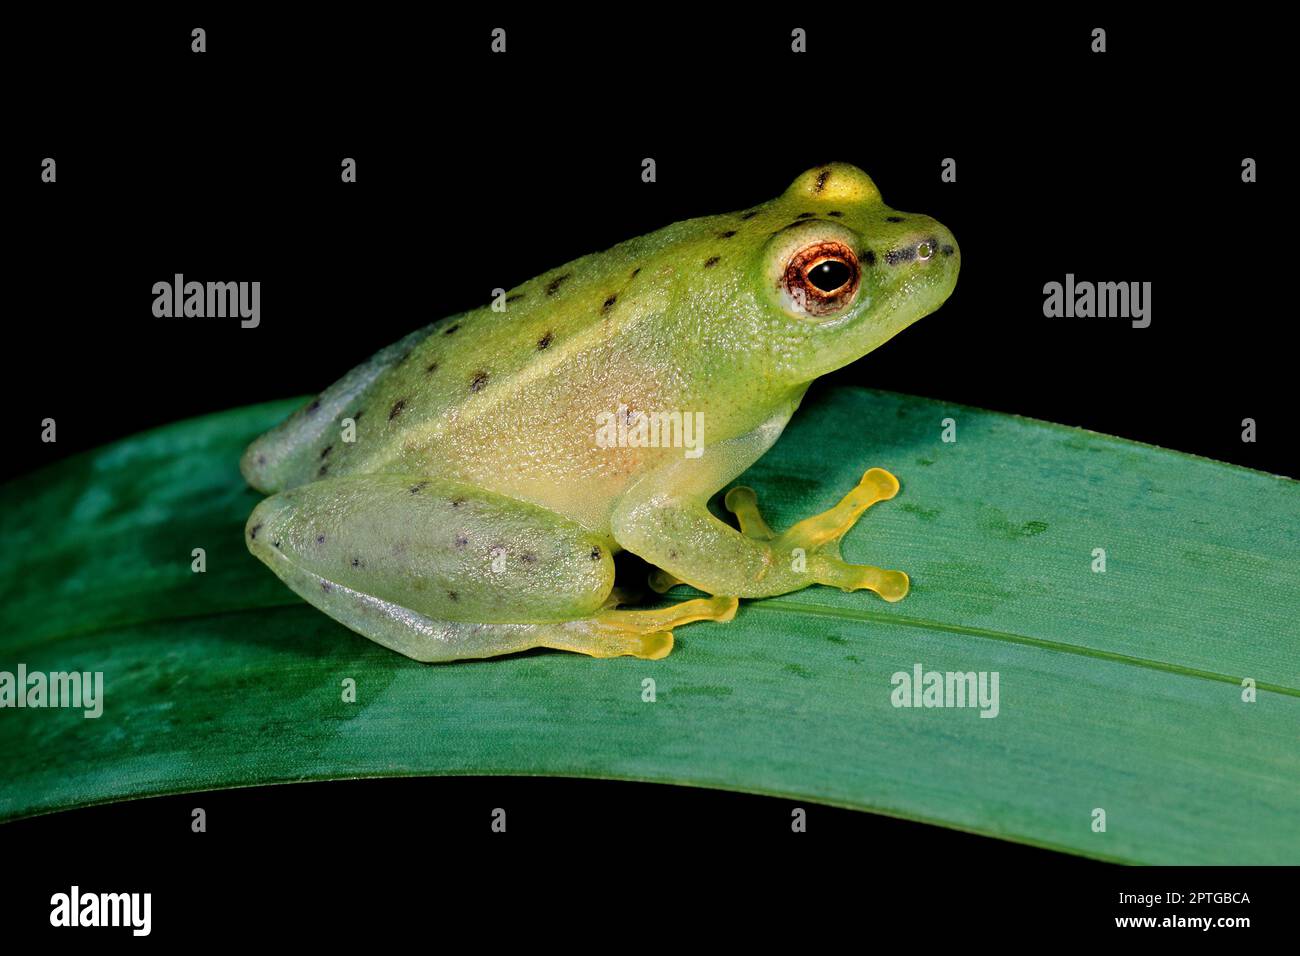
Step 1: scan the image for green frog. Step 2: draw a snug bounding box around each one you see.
[241,162,959,662]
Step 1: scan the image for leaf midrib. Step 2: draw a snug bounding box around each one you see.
[749,600,1300,698]
[13,592,1298,699]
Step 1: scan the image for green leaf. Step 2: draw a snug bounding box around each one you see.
[1,387,1296,864]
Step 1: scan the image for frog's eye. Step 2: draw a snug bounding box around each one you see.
[782,241,861,318]
[808,259,853,292]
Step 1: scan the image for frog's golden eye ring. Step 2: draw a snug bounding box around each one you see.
[782,241,860,318]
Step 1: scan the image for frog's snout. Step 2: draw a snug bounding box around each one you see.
[875,219,960,301]
[880,222,958,270]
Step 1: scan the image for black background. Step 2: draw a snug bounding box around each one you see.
[8,11,1293,479]
[4,8,1293,941]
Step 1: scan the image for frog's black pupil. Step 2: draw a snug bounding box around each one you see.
[808,259,851,293]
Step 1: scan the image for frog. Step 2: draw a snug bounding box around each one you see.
[241,162,959,662]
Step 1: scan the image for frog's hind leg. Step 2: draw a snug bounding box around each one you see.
[248,573,698,662]
[245,473,731,662]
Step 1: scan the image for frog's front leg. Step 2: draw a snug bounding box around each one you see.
[244,474,734,662]
[614,430,909,601]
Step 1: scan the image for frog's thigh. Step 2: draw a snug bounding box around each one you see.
[245,474,622,661]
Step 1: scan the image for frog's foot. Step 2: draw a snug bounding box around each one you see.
[542,595,739,660]
[736,467,909,602]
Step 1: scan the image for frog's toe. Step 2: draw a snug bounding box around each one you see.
[724,485,776,540]
[648,566,683,593]
[772,466,902,557]
[815,557,910,602]
[551,595,737,656]
[606,594,739,630]
[636,631,674,660]
[541,624,676,660]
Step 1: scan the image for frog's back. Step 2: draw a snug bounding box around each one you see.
[240,218,715,506]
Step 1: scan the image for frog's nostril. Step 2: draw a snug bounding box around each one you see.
[884,228,956,267]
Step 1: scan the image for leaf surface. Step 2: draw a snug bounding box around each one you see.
[1,388,1295,863]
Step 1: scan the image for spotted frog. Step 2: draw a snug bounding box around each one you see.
[242,163,959,661]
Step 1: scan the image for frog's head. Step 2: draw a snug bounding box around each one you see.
[749,162,959,383]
